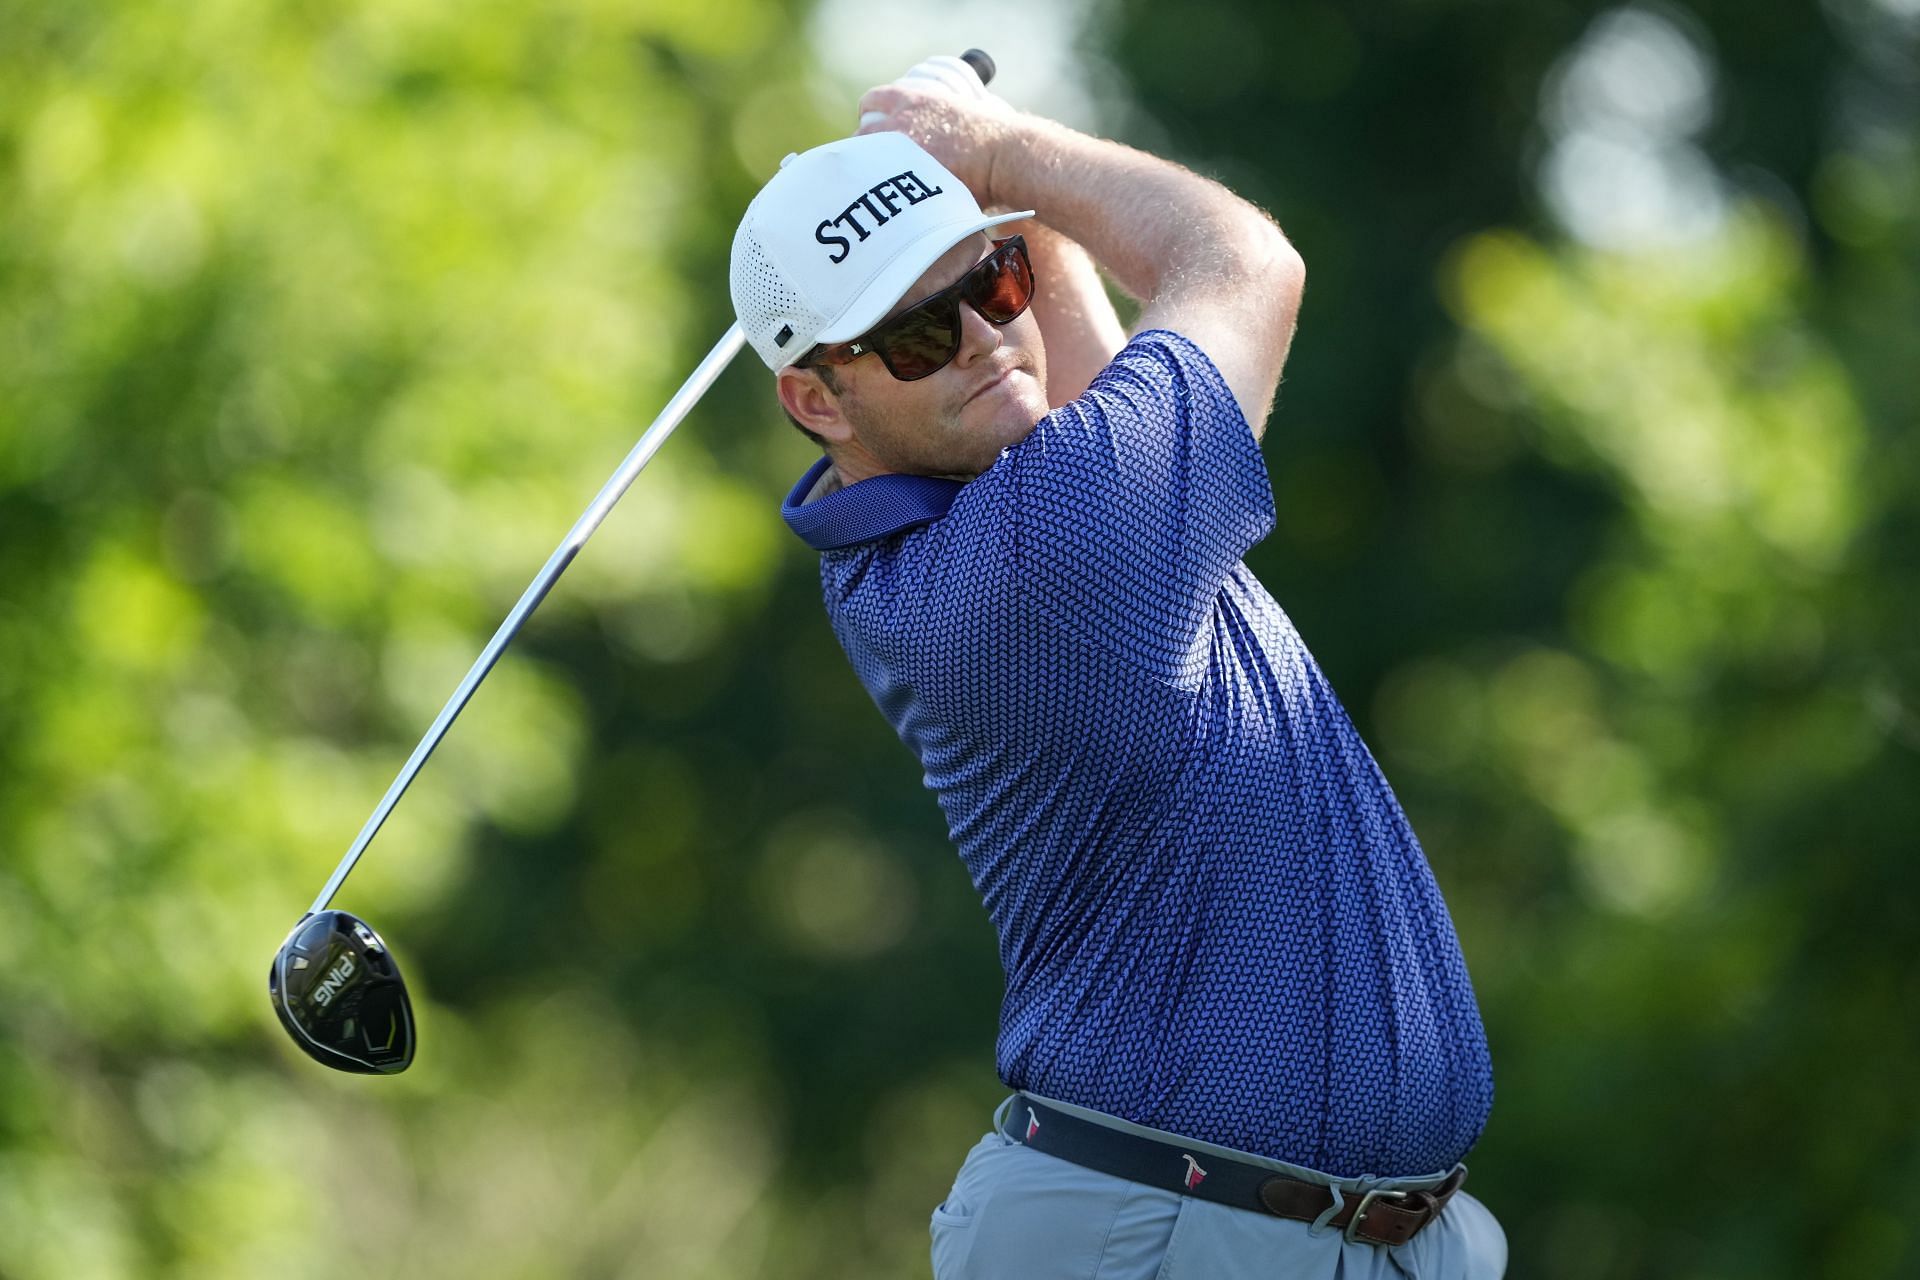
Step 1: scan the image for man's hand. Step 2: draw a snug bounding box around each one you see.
[855,62,1014,206]
[858,54,1006,126]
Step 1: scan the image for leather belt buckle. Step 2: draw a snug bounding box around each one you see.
[1344,1187,1412,1244]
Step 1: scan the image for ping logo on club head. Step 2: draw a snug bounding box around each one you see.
[312,954,357,1008]
[1181,1154,1208,1190]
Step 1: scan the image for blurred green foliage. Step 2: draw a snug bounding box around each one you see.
[1,0,1915,1276]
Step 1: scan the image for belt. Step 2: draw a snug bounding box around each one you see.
[999,1094,1467,1247]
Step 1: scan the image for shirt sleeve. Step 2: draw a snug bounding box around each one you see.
[994,328,1275,689]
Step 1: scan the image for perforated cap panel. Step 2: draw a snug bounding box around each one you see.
[731,214,826,371]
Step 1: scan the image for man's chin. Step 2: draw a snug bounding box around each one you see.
[965,376,1048,438]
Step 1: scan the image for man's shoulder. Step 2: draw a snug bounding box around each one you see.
[1084,328,1231,396]
[998,328,1248,476]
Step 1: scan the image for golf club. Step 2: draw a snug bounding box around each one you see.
[269,48,999,1075]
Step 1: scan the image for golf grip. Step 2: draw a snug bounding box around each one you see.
[860,49,996,129]
[305,49,995,915]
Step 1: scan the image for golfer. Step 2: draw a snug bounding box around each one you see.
[730,57,1506,1279]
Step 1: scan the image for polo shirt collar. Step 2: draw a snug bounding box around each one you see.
[780,457,965,551]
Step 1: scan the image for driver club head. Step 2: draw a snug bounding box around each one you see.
[268,910,415,1074]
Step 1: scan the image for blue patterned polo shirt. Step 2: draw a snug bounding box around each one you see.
[780,329,1493,1177]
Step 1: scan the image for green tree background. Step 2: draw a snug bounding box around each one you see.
[2,0,1914,1275]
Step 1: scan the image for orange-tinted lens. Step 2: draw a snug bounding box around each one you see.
[966,240,1034,323]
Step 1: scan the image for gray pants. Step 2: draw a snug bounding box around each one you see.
[930,1101,1507,1279]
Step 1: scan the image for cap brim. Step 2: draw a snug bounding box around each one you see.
[807,208,1037,352]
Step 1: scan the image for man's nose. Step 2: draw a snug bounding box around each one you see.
[953,299,1004,366]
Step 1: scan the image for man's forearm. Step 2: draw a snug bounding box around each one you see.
[979,115,1303,432]
[1004,217,1127,406]
[982,117,1291,323]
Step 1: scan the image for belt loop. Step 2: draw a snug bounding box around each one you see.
[992,1094,1018,1139]
[1307,1183,1346,1236]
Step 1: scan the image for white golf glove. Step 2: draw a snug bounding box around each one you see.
[859,54,1007,129]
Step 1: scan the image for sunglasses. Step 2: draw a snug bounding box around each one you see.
[803,235,1035,382]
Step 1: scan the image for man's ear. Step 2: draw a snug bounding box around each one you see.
[777,367,855,447]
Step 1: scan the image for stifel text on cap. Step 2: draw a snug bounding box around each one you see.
[816,170,946,264]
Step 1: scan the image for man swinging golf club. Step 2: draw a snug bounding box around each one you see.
[733,56,1507,1278]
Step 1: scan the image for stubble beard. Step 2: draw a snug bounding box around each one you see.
[847,350,1046,480]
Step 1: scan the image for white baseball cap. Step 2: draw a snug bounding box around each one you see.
[730,132,1034,371]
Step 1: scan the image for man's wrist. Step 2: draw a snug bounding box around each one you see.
[978,114,1105,227]
[974,111,1043,213]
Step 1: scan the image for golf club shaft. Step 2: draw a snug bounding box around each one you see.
[306,47,994,915]
[308,322,749,914]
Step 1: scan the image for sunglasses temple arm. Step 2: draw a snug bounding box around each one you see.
[306,323,750,915]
